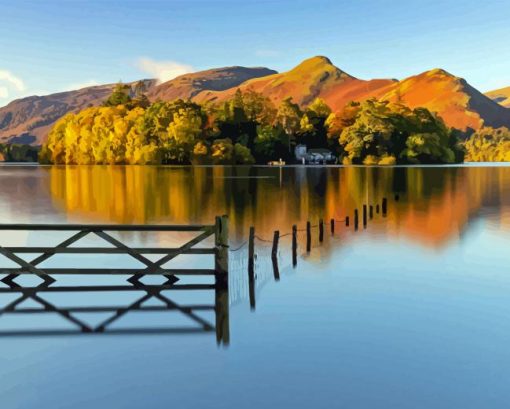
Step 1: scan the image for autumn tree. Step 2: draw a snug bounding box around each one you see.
[163,107,205,163]
[242,89,277,124]
[297,98,332,149]
[211,138,234,164]
[464,127,510,162]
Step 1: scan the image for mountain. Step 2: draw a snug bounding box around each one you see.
[0,66,276,145]
[485,86,510,108]
[0,80,156,145]
[147,66,277,101]
[2,56,510,144]
[194,56,395,107]
[194,58,510,132]
[373,69,510,131]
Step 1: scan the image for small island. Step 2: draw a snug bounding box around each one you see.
[38,83,469,166]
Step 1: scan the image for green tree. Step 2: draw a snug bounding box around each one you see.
[276,97,302,152]
[401,133,455,164]
[254,125,290,163]
[103,82,132,107]
[131,80,151,108]
[234,143,255,164]
[242,89,277,124]
[338,99,462,164]
[297,98,332,149]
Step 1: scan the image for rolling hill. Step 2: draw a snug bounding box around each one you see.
[485,86,510,108]
[0,80,156,145]
[147,66,276,101]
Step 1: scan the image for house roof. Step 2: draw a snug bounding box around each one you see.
[308,149,332,154]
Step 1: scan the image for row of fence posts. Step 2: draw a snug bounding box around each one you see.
[248,195,392,286]
[244,195,398,310]
[248,194,400,309]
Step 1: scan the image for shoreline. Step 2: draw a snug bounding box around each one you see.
[1,162,510,168]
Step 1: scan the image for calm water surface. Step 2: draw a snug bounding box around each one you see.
[1,164,510,408]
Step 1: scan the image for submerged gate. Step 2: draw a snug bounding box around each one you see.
[0,216,229,344]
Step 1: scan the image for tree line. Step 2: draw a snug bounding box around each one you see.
[40,82,470,165]
[0,143,39,162]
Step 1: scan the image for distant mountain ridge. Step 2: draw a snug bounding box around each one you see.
[485,86,510,108]
[1,56,510,145]
[194,58,510,132]
[147,66,277,101]
[0,80,156,145]
[194,56,362,106]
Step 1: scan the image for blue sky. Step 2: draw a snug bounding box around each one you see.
[0,0,509,106]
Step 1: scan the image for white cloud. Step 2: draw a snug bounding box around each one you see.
[0,69,26,91]
[136,57,194,83]
[0,86,8,99]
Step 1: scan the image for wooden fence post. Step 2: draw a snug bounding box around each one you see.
[215,215,229,285]
[319,219,324,242]
[382,198,387,216]
[271,230,279,258]
[363,205,367,228]
[354,209,359,230]
[376,204,380,214]
[345,216,350,227]
[330,218,335,235]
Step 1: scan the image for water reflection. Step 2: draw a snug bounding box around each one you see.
[3,164,510,340]
[0,280,229,341]
[3,165,510,408]
[43,165,510,247]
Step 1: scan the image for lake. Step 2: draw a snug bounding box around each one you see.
[1,164,510,408]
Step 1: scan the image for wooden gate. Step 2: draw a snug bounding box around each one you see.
[0,216,229,344]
